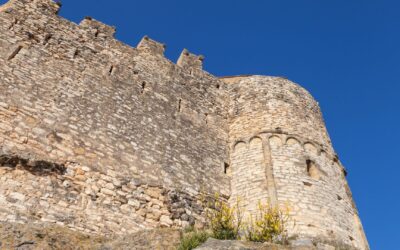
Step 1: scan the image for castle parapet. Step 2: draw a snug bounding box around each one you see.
[0,0,61,15]
[137,36,165,55]
[79,17,116,38]
[177,49,204,70]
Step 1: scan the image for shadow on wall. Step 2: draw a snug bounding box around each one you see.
[0,154,66,176]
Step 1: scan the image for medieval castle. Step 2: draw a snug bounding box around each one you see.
[0,0,369,249]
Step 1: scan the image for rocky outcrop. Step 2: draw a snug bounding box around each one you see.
[195,238,339,250]
[101,229,181,250]
[195,238,292,250]
[0,222,181,250]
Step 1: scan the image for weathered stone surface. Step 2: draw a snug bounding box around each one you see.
[0,1,368,249]
[102,228,181,250]
[195,238,352,250]
[0,222,181,250]
[160,215,174,227]
[195,238,304,250]
[0,222,107,250]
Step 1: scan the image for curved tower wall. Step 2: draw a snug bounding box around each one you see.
[223,76,368,249]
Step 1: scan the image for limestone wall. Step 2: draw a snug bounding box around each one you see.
[224,76,369,249]
[0,0,229,234]
[0,158,206,235]
[0,1,368,249]
[225,76,333,152]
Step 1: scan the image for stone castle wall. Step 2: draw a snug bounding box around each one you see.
[223,76,369,249]
[0,0,368,249]
[0,0,229,235]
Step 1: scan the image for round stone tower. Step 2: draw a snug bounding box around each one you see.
[221,75,368,249]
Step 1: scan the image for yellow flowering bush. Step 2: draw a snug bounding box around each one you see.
[178,193,291,249]
[244,201,290,243]
[206,194,242,240]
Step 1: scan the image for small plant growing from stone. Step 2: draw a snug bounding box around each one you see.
[244,201,290,243]
[177,226,211,250]
[206,194,243,240]
[177,193,243,250]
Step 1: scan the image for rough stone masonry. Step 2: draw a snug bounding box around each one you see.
[0,0,369,249]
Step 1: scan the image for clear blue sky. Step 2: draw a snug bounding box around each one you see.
[2,0,399,249]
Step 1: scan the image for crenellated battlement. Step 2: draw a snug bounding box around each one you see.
[137,35,166,55]
[79,16,116,39]
[0,0,60,14]
[177,48,204,70]
[0,0,221,88]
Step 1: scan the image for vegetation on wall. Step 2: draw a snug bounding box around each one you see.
[206,194,243,240]
[177,228,211,250]
[177,194,291,250]
[244,201,290,243]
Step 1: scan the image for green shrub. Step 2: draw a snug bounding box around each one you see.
[177,230,211,250]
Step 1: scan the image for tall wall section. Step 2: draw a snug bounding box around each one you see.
[0,0,230,235]
[0,1,369,249]
[223,75,369,250]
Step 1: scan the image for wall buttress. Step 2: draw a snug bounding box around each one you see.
[261,134,278,207]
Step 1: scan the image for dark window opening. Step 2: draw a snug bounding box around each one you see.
[141,82,146,94]
[178,99,182,112]
[73,49,79,59]
[306,159,312,172]
[224,162,230,174]
[43,34,52,45]
[108,65,114,75]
